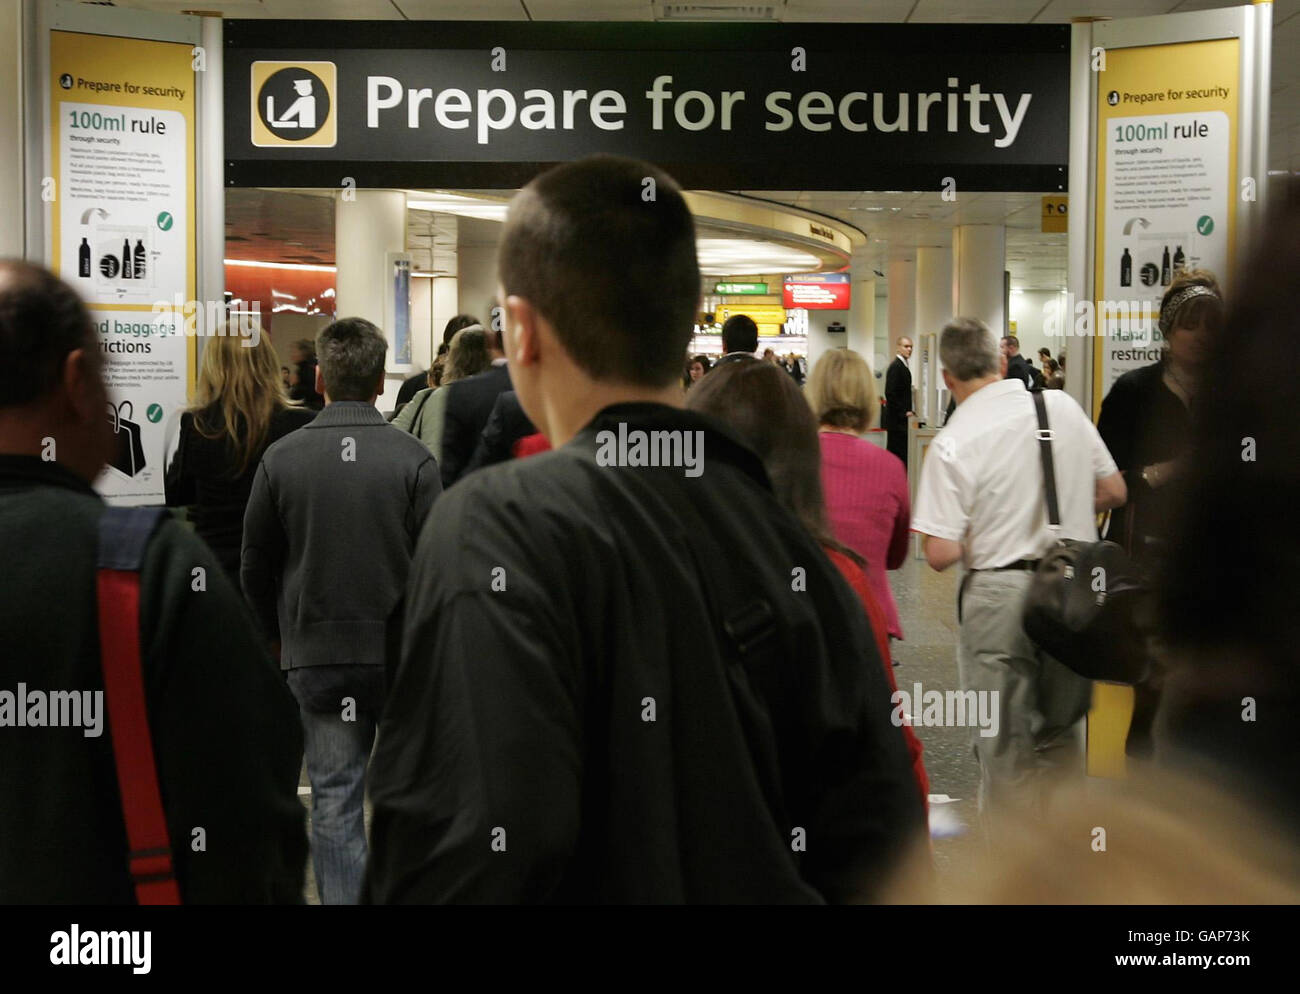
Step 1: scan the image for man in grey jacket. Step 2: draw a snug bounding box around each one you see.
[242,316,441,904]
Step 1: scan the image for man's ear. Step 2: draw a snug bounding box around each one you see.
[315,363,325,397]
[63,347,106,424]
[504,294,542,368]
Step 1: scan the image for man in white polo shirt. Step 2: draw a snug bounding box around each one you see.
[914,317,1126,834]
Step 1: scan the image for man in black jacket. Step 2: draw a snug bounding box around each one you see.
[0,261,305,903]
[715,313,758,367]
[463,389,536,472]
[884,338,914,467]
[1001,335,1034,389]
[364,156,926,905]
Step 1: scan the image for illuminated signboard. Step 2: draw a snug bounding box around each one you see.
[783,272,850,310]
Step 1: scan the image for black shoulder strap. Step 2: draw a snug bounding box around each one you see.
[656,477,780,663]
[647,471,789,823]
[407,389,433,437]
[1031,390,1061,528]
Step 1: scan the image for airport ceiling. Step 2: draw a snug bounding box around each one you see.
[181,0,1295,290]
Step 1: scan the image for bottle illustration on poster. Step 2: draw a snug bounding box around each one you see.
[134,239,146,279]
[78,238,90,278]
[1173,245,1185,274]
[1161,245,1171,285]
[121,238,132,280]
[1120,247,1132,287]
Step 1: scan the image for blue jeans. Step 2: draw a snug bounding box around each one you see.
[288,667,384,905]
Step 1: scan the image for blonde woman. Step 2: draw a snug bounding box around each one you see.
[807,348,911,642]
[392,324,489,459]
[165,324,315,580]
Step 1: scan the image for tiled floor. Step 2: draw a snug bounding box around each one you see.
[298,549,980,904]
[887,547,987,897]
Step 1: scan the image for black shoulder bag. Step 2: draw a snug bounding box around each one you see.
[1021,390,1149,684]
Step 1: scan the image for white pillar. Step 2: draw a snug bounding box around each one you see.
[953,224,1006,335]
[431,276,459,354]
[195,14,225,377]
[805,309,835,375]
[887,257,916,354]
[335,189,406,406]
[456,244,498,327]
[914,245,952,425]
[848,250,875,359]
[873,293,888,375]
[914,246,952,342]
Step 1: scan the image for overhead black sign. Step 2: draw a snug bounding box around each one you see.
[225,21,1068,192]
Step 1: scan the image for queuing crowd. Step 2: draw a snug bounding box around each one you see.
[0,155,1296,904]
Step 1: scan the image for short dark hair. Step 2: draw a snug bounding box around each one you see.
[1002,334,1020,351]
[317,317,387,401]
[722,314,759,355]
[442,313,480,347]
[942,318,999,381]
[498,155,700,387]
[0,261,96,408]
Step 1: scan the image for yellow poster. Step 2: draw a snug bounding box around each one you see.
[1092,39,1238,413]
[1088,36,1238,776]
[50,30,197,504]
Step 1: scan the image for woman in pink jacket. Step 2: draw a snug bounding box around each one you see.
[807,348,911,642]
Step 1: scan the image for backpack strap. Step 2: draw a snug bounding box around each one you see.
[407,388,434,438]
[96,505,181,906]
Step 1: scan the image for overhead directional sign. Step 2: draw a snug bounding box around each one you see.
[224,21,1069,191]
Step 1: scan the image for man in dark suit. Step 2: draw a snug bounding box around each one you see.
[1001,335,1034,390]
[463,390,536,473]
[439,331,512,488]
[884,337,914,468]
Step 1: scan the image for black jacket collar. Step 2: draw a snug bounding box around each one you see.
[0,454,100,497]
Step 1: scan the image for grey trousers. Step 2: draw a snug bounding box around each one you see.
[958,568,1093,838]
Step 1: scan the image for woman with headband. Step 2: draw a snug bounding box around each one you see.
[1097,268,1224,758]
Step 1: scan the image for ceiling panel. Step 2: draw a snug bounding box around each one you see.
[908,1,1052,23]
[784,0,915,21]
[526,0,654,17]
[1036,1,1177,19]
[394,0,538,17]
